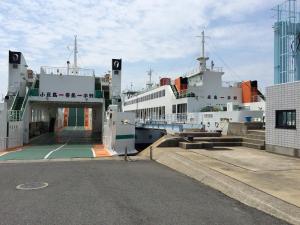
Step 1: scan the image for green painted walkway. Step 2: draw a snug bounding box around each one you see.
[0,127,101,161]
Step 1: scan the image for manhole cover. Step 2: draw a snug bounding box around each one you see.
[16,182,48,190]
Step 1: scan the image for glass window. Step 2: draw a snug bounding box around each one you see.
[233,96,237,100]
[276,110,296,129]
[228,96,231,100]
[207,95,211,99]
[172,105,176,113]
[214,95,217,100]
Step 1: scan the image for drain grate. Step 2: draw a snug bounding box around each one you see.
[16,182,48,190]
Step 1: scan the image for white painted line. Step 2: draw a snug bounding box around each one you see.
[91,147,96,158]
[44,143,67,159]
[0,152,9,157]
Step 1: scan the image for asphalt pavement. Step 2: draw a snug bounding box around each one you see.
[0,160,287,225]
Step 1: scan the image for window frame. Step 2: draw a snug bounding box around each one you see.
[275,110,296,129]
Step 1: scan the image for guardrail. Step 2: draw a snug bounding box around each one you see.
[41,66,95,76]
[183,67,223,77]
[136,113,188,124]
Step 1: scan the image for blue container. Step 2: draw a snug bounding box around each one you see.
[244,116,252,122]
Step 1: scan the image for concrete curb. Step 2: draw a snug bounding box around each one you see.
[156,152,300,225]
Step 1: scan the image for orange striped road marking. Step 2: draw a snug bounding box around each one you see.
[92,144,111,157]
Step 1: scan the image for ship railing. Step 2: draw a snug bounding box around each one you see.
[183,67,223,77]
[135,113,188,125]
[40,66,95,76]
[222,81,240,87]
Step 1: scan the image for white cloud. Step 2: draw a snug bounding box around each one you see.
[0,0,280,96]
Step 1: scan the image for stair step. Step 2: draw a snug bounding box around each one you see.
[212,142,242,147]
[247,130,265,136]
[245,134,265,140]
[193,137,243,142]
[14,97,25,110]
[242,138,265,145]
[179,141,214,149]
[242,142,265,150]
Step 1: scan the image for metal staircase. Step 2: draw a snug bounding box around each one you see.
[8,89,29,122]
[170,85,179,99]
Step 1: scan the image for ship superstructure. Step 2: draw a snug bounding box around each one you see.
[123,31,265,131]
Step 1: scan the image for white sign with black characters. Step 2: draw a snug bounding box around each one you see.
[9,51,21,64]
[39,92,94,98]
[112,59,122,71]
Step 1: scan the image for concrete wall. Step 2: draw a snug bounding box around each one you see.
[266,82,300,155]
[0,103,7,151]
[227,122,264,136]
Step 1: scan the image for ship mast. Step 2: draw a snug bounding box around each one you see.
[197,31,209,72]
[146,68,153,89]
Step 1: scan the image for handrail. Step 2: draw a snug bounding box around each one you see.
[21,88,30,120]
[10,91,19,110]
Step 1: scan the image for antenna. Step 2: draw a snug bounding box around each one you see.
[74,35,78,74]
[196,30,209,71]
[130,82,133,91]
[146,68,153,89]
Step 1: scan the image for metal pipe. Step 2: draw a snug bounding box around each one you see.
[124,146,128,161]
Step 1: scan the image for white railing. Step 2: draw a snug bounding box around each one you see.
[8,110,22,122]
[40,66,95,76]
[136,113,188,124]
[183,67,223,77]
[0,138,6,151]
[222,81,240,87]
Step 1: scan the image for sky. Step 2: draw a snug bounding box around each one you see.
[0,0,283,99]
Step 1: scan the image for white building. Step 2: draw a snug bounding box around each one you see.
[265,1,300,157]
[266,82,299,157]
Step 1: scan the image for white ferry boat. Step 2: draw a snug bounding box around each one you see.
[122,31,265,132]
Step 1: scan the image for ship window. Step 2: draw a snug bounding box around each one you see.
[162,90,165,96]
[207,95,211,99]
[214,95,217,99]
[172,105,176,113]
[228,96,231,100]
[233,96,237,100]
[276,110,296,129]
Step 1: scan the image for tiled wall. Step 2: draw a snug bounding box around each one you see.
[266,82,300,149]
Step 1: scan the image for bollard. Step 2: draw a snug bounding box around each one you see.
[150,146,153,160]
[124,146,128,161]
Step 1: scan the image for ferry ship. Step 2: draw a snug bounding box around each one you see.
[122,31,265,132]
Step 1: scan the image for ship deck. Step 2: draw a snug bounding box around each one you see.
[0,127,111,161]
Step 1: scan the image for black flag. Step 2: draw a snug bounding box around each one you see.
[9,51,21,64]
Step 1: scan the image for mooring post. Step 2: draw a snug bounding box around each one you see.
[150,146,153,160]
[124,146,128,161]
